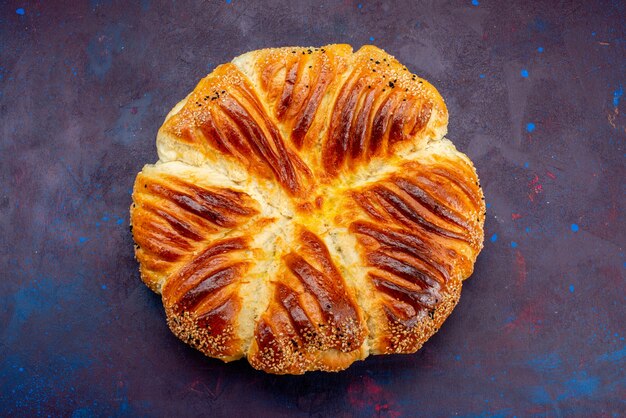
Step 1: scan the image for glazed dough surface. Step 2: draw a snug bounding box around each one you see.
[130,44,485,374]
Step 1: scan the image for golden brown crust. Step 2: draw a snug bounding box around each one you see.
[247,228,367,374]
[130,44,484,374]
[163,237,251,361]
[130,166,260,292]
[160,63,313,197]
[248,44,353,154]
[321,45,447,177]
[338,153,484,353]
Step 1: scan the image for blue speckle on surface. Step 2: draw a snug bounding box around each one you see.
[592,31,596,36]
[116,218,124,225]
[560,375,599,400]
[527,353,562,372]
[525,226,531,233]
[226,0,232,3]
[597,347,626,362]
[479,73,485,78]
[526,122,536,132]
[102,216,109,221]
[571,223,579,232]
[78,237,88,244]
[101,284,107,290]
[520,69,529,78]
[16,8,25,15]
[472,0,479,5]
[537,46,544,52]
[72,408,95,418]
[490,233,498,242]
[511,241,518,248]
[530,374,600,404]
[357,3,362,9]
[87,26,125,80]
[569,284,575,293]
[531,386,552,404]
[613,84,623,107]
[486,202,491,209]
[18,367,24,372]
[524,162,529,168]
[455,355,461,361]
[533,18,547,32]
[369,36,375,41]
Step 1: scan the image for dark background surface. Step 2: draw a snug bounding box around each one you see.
[1,0,625,416]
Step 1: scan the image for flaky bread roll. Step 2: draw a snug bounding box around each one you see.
[130,44,485,374]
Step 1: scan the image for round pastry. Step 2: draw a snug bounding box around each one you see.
[130,44,485,374]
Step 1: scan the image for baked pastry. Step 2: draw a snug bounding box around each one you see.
[130,44,485,374]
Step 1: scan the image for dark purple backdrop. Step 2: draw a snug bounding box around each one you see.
[1,0,624,416]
